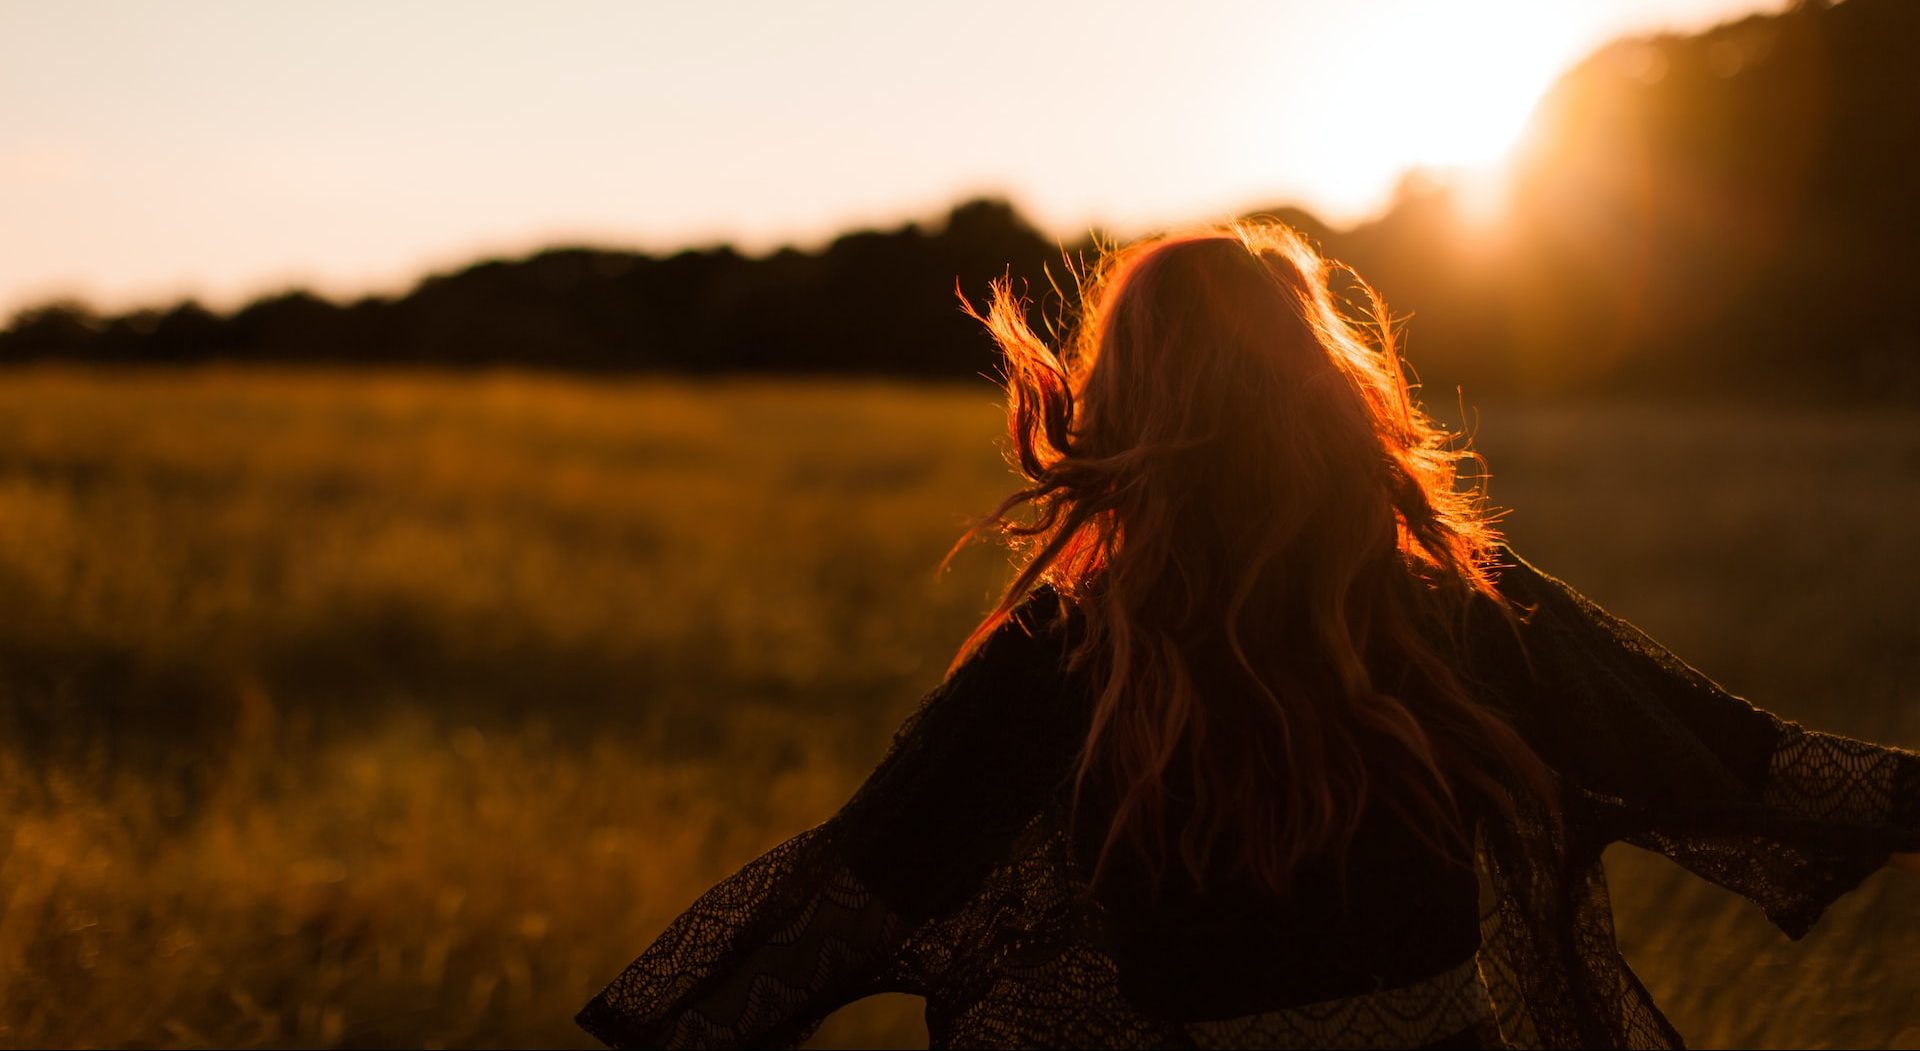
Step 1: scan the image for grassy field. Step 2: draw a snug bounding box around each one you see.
[0,366,1915,1048]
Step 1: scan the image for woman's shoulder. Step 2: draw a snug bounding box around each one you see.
[936,582,1088,701]
[831,583,1094,916]
[983,579,1080,649]
[889,581,1090,750]
[1483,543,1577,610]
[1461,544,1622,664]
[1475,544,1692,678]
[1446,546,1631,744]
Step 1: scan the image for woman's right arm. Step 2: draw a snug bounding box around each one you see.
[575,818,910,1050]
[577,586,1086,1048]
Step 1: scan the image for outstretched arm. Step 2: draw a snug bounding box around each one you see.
[575,821,913,1050]
[579,586,1086,1048]
[1489,551,1920,937]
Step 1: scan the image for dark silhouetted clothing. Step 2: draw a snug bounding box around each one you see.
[578,551,1920,1049]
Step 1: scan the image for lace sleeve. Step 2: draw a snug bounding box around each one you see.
[1491,553,1920,938]
[577,587,1088,1048]
[1623,722,1920,938]
[574,821,911,1050]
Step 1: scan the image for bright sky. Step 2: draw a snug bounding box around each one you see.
[1,0,1777,318]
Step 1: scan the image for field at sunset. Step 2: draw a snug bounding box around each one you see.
[1,367,1916,1049]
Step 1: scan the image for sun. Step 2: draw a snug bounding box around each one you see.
[1387,9,1573,171]
[1241,0,1589,224]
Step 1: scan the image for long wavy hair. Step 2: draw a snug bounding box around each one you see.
[949,220,1557,895]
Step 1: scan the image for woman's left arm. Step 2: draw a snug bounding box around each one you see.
[1493,553,1920,937]
[578,586,1087,1048]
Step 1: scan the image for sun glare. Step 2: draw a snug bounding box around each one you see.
[1390,12,1569,170]
[1244,0,1588,224]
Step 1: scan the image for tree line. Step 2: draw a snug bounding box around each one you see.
[4,0,1913,399]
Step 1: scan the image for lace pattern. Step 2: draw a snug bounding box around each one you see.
[1766,727,1920,827]
[1185,956,1495,1049]
[579,553,1920,1049]
[576,826,905,1050]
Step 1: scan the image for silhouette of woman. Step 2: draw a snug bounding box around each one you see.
[578,222,1920,1049]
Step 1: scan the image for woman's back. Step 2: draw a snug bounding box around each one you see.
[879,579,1496,1026]
[1079,768,1485,1023]
[1054,588,1487,1023]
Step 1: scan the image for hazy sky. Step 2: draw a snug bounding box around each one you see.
[1,0,1776,317]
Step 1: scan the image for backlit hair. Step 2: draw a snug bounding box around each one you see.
[951,220,1557,894]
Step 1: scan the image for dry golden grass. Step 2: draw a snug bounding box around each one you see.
[0,366,1915,1048]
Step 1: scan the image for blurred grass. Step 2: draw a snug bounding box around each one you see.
[0,366,1915,1048]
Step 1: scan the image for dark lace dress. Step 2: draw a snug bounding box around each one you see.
[577,551,1920,1049]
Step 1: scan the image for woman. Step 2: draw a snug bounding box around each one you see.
[577,222,1920,1049]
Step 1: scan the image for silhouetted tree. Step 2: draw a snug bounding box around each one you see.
[0,301,101,359]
